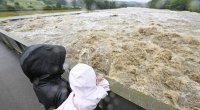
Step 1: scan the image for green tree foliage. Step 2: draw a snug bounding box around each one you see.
[148,0,200,12]
[14,2,21,10]
[188,0,200,12]
[57,0,67,5]
[14,2,24,10]
[119,2,128,8]
[95,0,117,9]
[0,1,24,11]
[108,1,117,9]
[72,0,77,8]
[170,0,188,10]
[43,5,52,10]
[148,0,158,8]
[6,5,15,10]
[4,1,15,11]
[83,0,95,10]
[0,0,4,4]
[28,5,33,8]
[42,0,57,4]
[0,0,117,11]
[56,3,62,9]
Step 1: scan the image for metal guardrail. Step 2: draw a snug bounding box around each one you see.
[0,14,178,110]
[0,29,27,54]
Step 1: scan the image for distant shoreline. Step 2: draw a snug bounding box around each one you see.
[0,9,81,18]
[0,8,81,12]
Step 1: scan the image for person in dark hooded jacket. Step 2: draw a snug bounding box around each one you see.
[20,44,71,110]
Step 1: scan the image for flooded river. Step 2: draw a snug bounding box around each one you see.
[0,7,200,110]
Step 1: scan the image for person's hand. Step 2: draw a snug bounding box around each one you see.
[96,74,104,85]
[96,74,110,91]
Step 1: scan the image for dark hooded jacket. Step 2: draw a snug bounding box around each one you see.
[20,44,71,110]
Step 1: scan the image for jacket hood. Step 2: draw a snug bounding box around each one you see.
[69,63,97,97]
[69,63,108,102]
[20,44,66,82]
[56,63,108,110]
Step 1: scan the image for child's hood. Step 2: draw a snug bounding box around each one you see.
[67,63,108,110]
[69,63,101,97]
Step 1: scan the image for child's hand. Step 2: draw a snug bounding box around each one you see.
[96,74,110,91]
[96,74,104,85]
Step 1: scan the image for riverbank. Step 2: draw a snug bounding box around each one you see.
[0,9,81,18]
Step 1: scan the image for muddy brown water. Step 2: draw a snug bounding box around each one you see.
[0,7,200,110]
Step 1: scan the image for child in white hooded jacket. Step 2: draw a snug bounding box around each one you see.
[56,63,110,110]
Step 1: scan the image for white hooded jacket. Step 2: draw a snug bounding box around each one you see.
[56,63,109,110]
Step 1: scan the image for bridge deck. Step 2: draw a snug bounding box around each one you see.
[0,42,43,110]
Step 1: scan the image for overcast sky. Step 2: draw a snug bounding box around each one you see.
[114,0,151,3]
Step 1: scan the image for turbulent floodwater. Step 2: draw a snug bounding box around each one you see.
[0,7,200,110]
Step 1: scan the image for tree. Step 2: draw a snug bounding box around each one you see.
[148,0,195,12]
[72,0,77,8]
[155,0,167,9]
[83,0,95,10]
[28,5,33,9]
[58,0,67,5]
[56,3,62,9]
[120,2,128,8]
[163,0,171,9]
[5,2,15,11]
[0,0,4,4]
[148,0,159,8]
[110,1,117,8]
[95,0,116,9]
[43,5,52,10]
[169,0,188,10]
[42,0,57,4]
[14,2,21,10]
[104,1,109,9]
[188,0,200,12]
